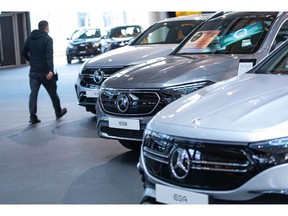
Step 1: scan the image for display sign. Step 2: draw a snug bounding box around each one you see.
[183,30,221,50]
[220,21,263,47]
[238,59,257,75]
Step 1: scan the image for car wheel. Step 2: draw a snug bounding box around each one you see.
[67,56,72,64]
[118,140,142,150]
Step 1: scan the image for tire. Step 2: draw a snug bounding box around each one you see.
[118,140,142,151]
[67,56,72,64]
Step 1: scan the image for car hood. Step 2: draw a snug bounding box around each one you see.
[102,54,239,89]
[148,74,288,143]
[106,37,134,43]
[70,38,101,45]
[84,44,177,67]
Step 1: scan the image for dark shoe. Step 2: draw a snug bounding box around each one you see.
[56,108,67,120]
[29,116,41,124]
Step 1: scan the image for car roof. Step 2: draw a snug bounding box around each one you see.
[215,11,281,20]
[106,25,143,30]
[157,13,214,23]
[76,27,100,30]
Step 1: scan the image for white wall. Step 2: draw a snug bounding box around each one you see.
[29,9,167,56]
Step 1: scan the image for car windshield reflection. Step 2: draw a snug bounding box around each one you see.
[178,13,277,55]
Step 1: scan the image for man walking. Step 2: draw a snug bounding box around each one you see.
[22,20,67,124]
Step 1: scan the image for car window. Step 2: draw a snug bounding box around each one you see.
[133,20,203,45]
[79,29,101,39]
[71,29,101,40]
[269,19,288,52]
[107,26,142,39]
[178,13,277,55]
[253,43,288,75]
[70,30,81,40]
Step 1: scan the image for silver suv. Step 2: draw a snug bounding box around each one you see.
[74,14,211,113]
[96,12,288,150]
[138,39,288,204]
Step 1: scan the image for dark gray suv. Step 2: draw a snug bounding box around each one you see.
[75,14,211,114]
[96,11,288,150]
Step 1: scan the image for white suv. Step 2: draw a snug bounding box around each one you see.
[138,39,288,204]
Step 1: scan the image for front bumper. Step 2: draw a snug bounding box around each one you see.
[75,80,99,108]
[138,152,288,204]
[66,46,101,59]
[96,104,153,141]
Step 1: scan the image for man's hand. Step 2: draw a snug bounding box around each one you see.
[46,71,54,80]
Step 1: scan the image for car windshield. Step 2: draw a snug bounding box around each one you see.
[133,20,204,45]
[71,29,101,40]
[107,26,142,39]
[252,42,288,75]
[178,12,277,55]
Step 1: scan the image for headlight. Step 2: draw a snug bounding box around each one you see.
[249,137,288,171]
[68,44,74,49]
[161,81,213,104]
[93,42,99,48]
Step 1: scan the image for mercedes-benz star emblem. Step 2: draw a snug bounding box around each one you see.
[170,148,190,180]
[116,94,129,113]
[93,69,104,84]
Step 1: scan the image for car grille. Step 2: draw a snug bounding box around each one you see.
[143,131,258,191]
[80,67,126,87]
[100,89,163,116]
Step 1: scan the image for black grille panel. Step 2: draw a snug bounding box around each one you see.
[80,67,126,87]
[100,89,161,116]
[143,131,257,191]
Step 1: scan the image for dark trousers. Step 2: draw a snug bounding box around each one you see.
[29,72,62,117]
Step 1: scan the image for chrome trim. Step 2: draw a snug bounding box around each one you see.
[143,152,169,164]
[191,165,248,173]
[144,146,169,159]
[191,160,250,167]
[82,74,110,78]
[99,131,143,141]
[249,189,288,195]
[102,88,160,92]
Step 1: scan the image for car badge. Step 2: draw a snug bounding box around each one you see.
[116,93,130,113]
[93,69,104,84]
[170,148,190,180]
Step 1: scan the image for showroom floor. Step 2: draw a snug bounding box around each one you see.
[0,57,143,204]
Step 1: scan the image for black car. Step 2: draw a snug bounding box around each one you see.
[66,27,102,64]
[101,25,143,52]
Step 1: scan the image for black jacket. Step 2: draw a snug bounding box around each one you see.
[22,30,54,73]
